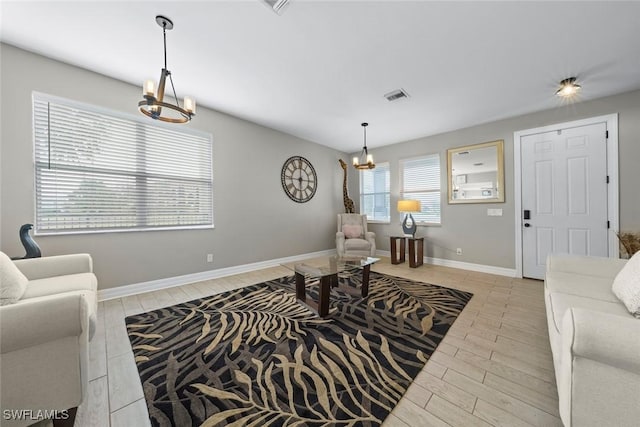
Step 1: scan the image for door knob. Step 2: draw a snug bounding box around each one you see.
[524,223,531,228]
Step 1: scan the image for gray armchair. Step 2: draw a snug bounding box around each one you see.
[336,214,376,257]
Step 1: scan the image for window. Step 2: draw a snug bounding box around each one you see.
[33,93,213,234]
[359,162,390,222]
[400,154,441,224]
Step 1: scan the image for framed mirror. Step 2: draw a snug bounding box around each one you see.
[447,139,505,204]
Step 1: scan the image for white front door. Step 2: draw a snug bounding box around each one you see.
[521,122,609,279]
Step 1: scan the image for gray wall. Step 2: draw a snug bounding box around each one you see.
[0,44,347,289]
[351,89,640,270]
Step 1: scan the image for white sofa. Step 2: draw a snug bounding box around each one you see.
[544,254,640,427]
[0,253,98,426]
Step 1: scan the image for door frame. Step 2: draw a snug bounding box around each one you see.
[513,114,619,278]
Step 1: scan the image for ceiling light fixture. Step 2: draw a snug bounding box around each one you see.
[556,77,581,98]
[139,15,195,124]
[263,0,291,15]
[353,122,375,170]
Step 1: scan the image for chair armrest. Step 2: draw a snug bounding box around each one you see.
[0,293,89,353]
[13,253,93,280]
[336,232,345,257]
[365,232,376,254]
[562,308,640,373]
[546,253,626,279]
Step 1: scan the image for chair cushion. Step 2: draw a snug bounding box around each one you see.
[0,251,28,305]
[344,238,371,251]
[612,251,640,318]
[23,273,98,299]
[342,224,363,239]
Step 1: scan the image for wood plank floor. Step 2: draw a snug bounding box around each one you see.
[73,257,562,427]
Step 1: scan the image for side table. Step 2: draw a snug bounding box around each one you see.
[408,237,424,268]
[390,236,406,265]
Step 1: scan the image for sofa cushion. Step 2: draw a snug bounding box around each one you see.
[0,251,28,305]
[612,251,640,318]
[545,270,619,303]
[547,291,632,334]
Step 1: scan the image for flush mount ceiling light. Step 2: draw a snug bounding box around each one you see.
[352,122,375,170]
[262,0,291,15]
[139,15,195,124]
[556,77,581,98]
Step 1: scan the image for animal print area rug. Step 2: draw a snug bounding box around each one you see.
[126,271,472,426]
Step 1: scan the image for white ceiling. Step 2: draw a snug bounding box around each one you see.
[2,1,640,152]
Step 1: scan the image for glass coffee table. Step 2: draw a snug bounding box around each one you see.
[281,256,379,317]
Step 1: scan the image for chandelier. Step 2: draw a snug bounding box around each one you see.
[352,122,375,170]
[139,15,195,124]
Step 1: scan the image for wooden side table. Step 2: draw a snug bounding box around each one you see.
[390,236,406,265]
[408,237,424,268]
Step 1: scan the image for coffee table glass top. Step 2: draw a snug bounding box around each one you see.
[281,255,379,279]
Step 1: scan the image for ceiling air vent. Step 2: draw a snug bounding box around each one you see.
[384,88,410,102]
[262,0,291,15]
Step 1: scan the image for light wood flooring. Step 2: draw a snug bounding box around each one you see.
[72,257,561,427]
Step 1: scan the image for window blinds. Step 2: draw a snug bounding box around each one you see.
[33,94,213,234]
[401,154,441,224]
[359,162,390,222]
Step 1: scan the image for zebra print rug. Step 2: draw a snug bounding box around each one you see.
[126,271,472,426]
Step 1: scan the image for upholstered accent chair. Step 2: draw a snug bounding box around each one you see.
[0,253,98,427]
[336,214,376,257]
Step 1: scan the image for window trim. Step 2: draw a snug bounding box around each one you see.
[32,92,214,236]
[399,153,442,226]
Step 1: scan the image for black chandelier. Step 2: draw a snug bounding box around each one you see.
[352,122,375,170]
[138,15,195,124]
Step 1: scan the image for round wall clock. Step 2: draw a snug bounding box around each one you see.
[281,156,317,203]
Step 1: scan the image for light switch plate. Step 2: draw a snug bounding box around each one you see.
[487,208,503,216]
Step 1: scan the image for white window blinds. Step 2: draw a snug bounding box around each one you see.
[33,93,213,234]
[359,162,390,222]
[400,154,441,224]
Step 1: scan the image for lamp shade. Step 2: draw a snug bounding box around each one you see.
[397,200,421,213]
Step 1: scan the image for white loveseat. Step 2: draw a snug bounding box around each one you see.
[544,254,640,427]
[0,253,98,426]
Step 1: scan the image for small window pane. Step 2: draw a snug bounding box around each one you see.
[401,154,441,224]
[359,162,390,222]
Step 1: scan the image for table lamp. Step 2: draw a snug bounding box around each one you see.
[397,200,421,238]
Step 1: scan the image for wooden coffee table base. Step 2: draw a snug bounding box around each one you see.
[295,265,371,317]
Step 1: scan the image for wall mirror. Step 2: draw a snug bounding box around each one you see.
[447,139,505,204]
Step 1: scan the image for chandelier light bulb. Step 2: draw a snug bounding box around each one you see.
[143,79,155,97]
[184,96,196,114]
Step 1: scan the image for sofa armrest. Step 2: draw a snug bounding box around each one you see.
[13,253,93,280]
[562,308,640,374]
[547,253,627,279]
[0,293,89,354]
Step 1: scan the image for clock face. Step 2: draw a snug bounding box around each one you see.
[281,156,317,203]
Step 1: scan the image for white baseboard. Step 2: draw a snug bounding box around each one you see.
[98,249,336,301]
[376,250,517,277]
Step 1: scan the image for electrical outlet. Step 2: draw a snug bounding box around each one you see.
[456,248,463,255]
[207,254,213,263]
